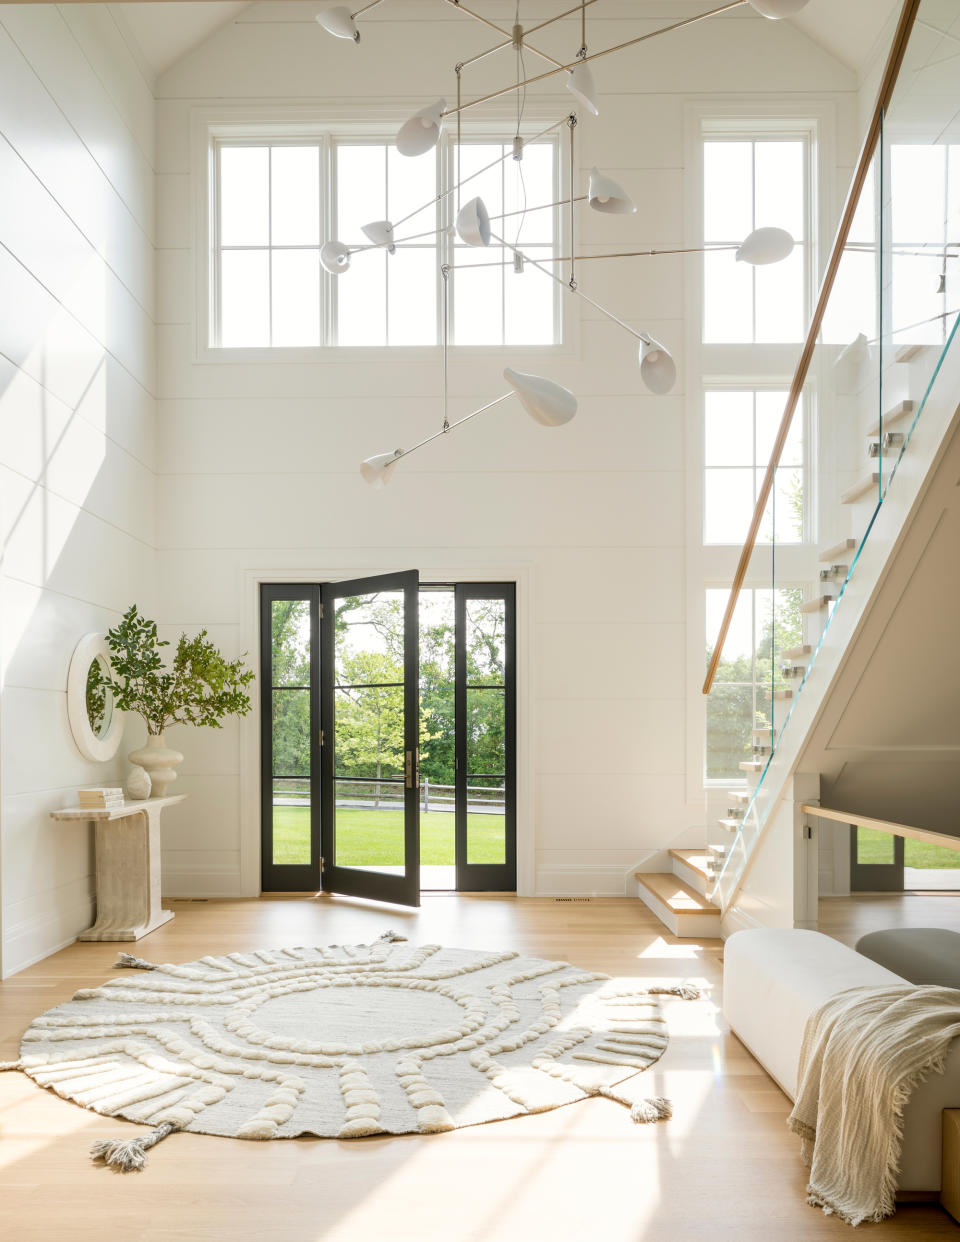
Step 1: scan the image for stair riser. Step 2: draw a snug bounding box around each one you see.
[636,883,721,938]
[672,856,709,897]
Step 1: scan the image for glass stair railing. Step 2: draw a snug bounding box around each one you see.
[704,0,960,913]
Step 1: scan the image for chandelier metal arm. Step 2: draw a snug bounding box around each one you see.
[524,0,603,39]
[442,0,747,119]
[443,0,568,71]
[453,244,740,268]
[351,0,389,16]
[392,392,515,466]
[492,230,643,340]
[390,115,568,233]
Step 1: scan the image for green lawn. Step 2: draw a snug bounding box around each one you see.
[271,805,505,866]
[857,826,960,869]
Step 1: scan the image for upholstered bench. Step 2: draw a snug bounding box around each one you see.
[856,927,960,989]
[723,927,960,1192]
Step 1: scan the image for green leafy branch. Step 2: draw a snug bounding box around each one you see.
[100,605,254,735]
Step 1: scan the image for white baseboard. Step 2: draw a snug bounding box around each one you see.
[535,863,629,896]
[2,887,94,979]
[162,866,245,899]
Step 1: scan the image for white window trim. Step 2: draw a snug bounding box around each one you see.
[681,98,841,803]
[190,103,577,364]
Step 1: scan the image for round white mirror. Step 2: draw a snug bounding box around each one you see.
[67,634,124,762]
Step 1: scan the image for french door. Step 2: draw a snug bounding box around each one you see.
[260,577,515,899]
[260,572,420,905]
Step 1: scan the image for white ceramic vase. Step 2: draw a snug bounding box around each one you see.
[125,764,152,801]
[128,732,183,799]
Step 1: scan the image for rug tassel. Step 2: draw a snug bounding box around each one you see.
[115,952,158,971]
[377,930,408,943]
[629,1096,673,1124]
[648,984,702,1001]
[0,1060,22,1072]
[90,1122,178,1172]
[593,1082,673,1123]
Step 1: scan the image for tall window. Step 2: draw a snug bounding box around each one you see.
[703,135,808,343]
[453,141,558,346]
[213,133,559,349]
[704,389,804,545]
[705,586,802,780]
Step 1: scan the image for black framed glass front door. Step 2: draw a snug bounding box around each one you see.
[320,571,421,907]
[260,578,515,898]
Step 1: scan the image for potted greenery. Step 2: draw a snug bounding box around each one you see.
[99,605,254,797]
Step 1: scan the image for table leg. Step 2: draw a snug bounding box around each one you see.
[78,806,175,941]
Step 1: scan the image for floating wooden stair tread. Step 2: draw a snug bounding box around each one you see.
[801,596,834,613]
[717,818,743,833]
[782,644,812,660]
[729,789,751,803]
[634,872,719,916]
[894,344,925,363]
[668,849,711,882]
[867,399,915,437]
[751,728,772,740]
[739,760,764,773]
[820,538,856,562]
[842,474,880,503]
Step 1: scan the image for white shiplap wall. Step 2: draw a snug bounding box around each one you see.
[153,0,857,899]
[0,5,156,976]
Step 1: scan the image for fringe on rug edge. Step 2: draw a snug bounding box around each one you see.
[115,952,158,971]
[647,983,702,1001]
[90,1122,179,1172]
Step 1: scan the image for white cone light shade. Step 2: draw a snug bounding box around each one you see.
[503,367,577,427]
[456,197,491,247]
[588,167,636,215]
[362,220,396,253]
[315,6,360,40]
[360,451,401,487]
[396,99,446,157]
[638,336,677,395]
[566,62,598,116]
[320,240,351,274]
[736,226,794,265]
[748,0,810,15]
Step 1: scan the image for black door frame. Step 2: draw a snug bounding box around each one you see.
[260,583,321,893]
[455,582,517,892]
[320,570,421,908]
[850,824,905,892]
[260,578,517,896]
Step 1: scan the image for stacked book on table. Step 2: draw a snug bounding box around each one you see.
[77,787,125,810]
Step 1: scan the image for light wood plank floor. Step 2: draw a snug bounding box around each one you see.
[0,892,956,1241]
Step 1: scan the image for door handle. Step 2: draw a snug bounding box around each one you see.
[405,750,414,789]
[405,748,419,790]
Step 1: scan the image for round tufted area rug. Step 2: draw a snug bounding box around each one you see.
[5,935,697,1170]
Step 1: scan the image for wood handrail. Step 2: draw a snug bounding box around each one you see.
[702,0,923,695]
[801,805,960,854]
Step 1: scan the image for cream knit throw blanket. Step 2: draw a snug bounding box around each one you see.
[787,983,960,1226]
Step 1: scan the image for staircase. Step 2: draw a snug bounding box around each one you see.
[634,851,721,937]
[635,348,939,940]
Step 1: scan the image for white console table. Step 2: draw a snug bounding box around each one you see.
[51,795,185,941]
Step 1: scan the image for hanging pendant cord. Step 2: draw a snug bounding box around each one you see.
[568,115,577,290]
[441,264,450,432]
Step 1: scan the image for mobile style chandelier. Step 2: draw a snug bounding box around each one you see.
[314,0,810,485]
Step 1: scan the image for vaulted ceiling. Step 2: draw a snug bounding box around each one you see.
[108,0,901,84]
